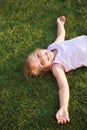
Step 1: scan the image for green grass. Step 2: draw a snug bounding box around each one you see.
[0,0,87,130]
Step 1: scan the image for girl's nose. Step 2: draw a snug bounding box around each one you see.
[41,55,46,63]
[41,55,45,60]
[40,53,45,59]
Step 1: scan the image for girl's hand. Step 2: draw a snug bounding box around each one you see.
[56,108,70,124]
[57,16,66,26]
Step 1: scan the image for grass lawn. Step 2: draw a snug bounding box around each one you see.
[0,0,87,130]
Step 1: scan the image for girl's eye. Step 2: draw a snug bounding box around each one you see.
[40,62,43,66]
[37,54,39,58]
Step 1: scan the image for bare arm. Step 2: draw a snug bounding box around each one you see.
[52,64,70,124]
[54,16,66,43]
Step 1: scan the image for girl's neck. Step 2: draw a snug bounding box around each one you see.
[52,49,57,59]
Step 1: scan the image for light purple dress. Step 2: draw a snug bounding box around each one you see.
[47,35,87,72]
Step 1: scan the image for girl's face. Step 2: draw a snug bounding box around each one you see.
[28,49,54,72]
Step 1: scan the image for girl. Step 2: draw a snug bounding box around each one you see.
[24,16,87,124]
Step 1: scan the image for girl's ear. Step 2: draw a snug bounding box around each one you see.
[35,48,40,51]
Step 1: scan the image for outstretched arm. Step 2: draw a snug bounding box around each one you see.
[54,16,66,43]
[52,64,70,124]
